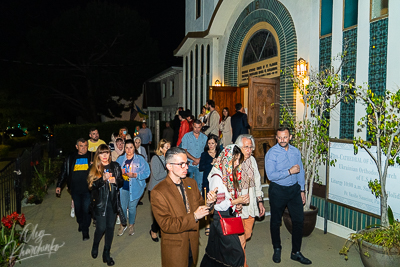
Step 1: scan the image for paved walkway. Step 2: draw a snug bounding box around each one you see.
[18,184,364,266]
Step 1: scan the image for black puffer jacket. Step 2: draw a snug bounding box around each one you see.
[90,162,124,217]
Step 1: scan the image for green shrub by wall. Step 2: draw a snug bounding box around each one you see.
[0,145,11,159]
[54,121,143,155]
[5,136,37,149]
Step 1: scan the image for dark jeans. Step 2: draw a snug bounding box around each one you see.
[93,200,117,251]
[269,182,304,253]
[148,190,160,233]
[71,191,91,234]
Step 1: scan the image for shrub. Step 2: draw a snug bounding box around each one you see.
[0,145,10,159]
[4,136,36,149]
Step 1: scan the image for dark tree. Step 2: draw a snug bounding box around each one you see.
[19,1,161,123]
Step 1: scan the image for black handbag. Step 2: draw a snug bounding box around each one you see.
[117,191,127,226]
[201,126,210,132]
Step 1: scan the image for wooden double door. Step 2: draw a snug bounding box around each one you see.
[208,86,242,118]
[209,77,279,167]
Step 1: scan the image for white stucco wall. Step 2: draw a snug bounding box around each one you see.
[157,71,183,122]
[185,0,219,34]
[386,0,400,93]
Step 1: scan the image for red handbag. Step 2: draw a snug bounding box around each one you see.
[218,211,244,236]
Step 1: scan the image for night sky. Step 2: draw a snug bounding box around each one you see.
[0,0,185,72]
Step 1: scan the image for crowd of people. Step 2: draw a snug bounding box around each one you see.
[55,102,312,267]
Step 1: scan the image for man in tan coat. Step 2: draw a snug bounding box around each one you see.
[151,147,217,267]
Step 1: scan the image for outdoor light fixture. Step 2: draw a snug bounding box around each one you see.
[297,58,308,76]
[214,80,221,86]
[297,58,309,86]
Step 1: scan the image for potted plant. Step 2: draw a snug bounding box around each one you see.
[280,55,354,236]
[340,88,400,266]
[0,212,26,267]
[26,157,62,204]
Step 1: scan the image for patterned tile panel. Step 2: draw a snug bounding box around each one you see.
[340,28,357,139]
[368,18,388,96]
[319,36,332,71]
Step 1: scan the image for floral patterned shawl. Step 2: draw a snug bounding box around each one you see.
[213,144,242,199]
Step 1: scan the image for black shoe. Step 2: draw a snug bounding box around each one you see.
[273,248,281,263]
[138,201,143,205]
[91,245,98,259]
[103,250,115,266]
[291,252,312,265]
[83,232,90,241]
[149,230,159,242]
[78,225,82,232]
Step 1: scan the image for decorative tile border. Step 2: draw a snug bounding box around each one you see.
[312,196,380,231]
[224,0,297,114]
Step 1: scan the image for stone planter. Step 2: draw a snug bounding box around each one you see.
[357,232,400,267]
[282,205,318,237]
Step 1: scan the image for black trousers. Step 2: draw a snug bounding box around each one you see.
[71,191,91,234]
[142,143,150,161]
[148,190,160,234]
[269,182,304,253]
[200,209,244,267]
[93,200,117,251]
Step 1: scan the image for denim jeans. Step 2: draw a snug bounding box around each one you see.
[71,191,91,234]
[187,165,203,192]
[120,189,139,225]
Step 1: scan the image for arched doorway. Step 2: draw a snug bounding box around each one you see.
[210,0,297,166]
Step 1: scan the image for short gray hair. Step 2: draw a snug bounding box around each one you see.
[165,147,186,163]
[235,134,255,150]
[133,136,141,144]
[76,138,86,146]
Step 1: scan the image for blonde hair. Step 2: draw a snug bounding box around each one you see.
[156,139,170,156]
[88,144,111,189]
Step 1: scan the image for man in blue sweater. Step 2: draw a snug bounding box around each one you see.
[265,127,312,265]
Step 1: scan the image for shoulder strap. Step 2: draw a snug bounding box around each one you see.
[211,173,222,179]
[156,155,166,170]
[207,110,215,126]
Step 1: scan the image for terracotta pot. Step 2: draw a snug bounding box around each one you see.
[357,230,400,267]
[282,205,318,237]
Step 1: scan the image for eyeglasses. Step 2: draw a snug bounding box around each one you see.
[169,161,190,168]
[242,146,255,151]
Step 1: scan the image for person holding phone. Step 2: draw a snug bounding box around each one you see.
[116,139,150,236]
[200,144,247,267]
[88,144,124,266]
[150,147,217,267]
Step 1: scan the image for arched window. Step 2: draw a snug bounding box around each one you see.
[242,30,278,66]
